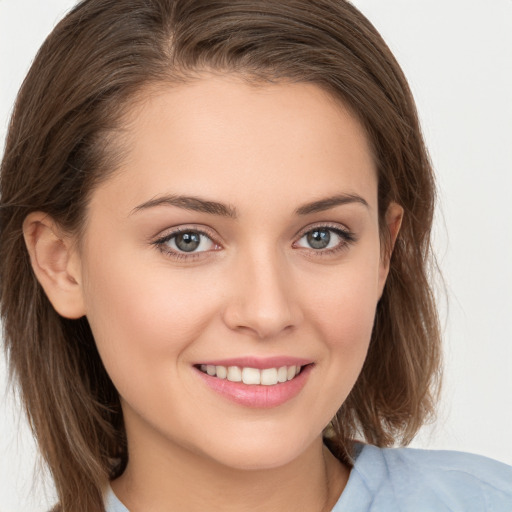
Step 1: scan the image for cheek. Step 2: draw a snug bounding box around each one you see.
[297,247,381,408]
[314,281,376,375]
[302,251,381,349]
[80,242,220,384]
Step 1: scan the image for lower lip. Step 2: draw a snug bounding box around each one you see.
[195,364,313,409]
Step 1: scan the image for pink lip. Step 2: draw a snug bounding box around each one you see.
[195,356,312,369]
[194,363,314,409]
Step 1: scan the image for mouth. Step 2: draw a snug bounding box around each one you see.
[194,359,314,408]
[196,364,306,386]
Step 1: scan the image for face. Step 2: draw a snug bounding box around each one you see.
[75,75,395,470]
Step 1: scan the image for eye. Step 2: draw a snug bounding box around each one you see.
[154,228,219,257]
[170,231,212,252]
[294,226,355,252]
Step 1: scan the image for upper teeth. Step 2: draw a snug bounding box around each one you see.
[200,365,302,386]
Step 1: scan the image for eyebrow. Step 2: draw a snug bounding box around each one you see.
[131,192,369,218]
[295,194,369,215]
[131,195,238,218]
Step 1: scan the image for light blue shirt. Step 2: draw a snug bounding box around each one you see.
[104,444,512,511]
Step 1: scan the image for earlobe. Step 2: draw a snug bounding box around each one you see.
[378,202,404,294]
[23,212,86,319]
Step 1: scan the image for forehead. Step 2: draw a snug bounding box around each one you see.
[89,75,377,218]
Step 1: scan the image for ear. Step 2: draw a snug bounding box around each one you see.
[23,212,86,319]
[378,202,404,295]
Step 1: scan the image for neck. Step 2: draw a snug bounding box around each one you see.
[112,432,349,512]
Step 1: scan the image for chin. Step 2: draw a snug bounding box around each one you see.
[196,430,318,472]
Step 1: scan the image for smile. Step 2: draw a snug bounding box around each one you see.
[199,364,302,386]
[195,359,314,408]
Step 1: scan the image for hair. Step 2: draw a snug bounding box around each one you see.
[0,1,441,510]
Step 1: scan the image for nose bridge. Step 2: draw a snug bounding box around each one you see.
[223,244,301,339]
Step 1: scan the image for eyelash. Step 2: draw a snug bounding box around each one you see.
[153,224,356,261]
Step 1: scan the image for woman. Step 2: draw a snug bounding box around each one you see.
[1,1,511,511]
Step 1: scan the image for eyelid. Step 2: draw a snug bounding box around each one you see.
[293,221,355,241]
[153,224,221,244]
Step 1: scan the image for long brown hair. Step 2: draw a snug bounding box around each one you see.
[0,1,441,510]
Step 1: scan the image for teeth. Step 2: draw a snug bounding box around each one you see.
[242,367,261,385]
[261,368,278,386]
[200,364,304,385]
[216,365,227,379]
[227,366,242,382]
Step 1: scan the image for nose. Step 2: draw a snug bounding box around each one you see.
[222,249,303,339]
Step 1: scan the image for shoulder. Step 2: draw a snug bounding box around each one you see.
[375,444,512,485]
[339,444,512,511]
[104,486,129,512]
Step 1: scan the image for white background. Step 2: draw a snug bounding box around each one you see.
[1,1,511,510]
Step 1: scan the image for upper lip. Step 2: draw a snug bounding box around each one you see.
[195,356,313,370]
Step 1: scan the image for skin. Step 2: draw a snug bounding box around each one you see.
[24,75,402,511]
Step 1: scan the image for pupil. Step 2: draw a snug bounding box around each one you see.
[176,232,200,252]
[307,229,330,249]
